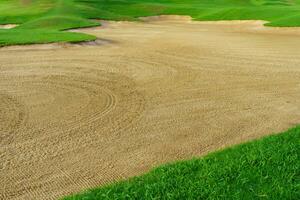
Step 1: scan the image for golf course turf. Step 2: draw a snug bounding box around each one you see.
[63,127,300,200]
[2,0,300,46]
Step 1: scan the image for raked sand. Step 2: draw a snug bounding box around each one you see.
[1,16,300,199]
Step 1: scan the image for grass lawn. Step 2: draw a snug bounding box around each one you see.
[1,0,300,46]
[0,29,95,47]
[63,127,300,200]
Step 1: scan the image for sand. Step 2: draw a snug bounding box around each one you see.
[1,16,300,199]
[0,24,17,29]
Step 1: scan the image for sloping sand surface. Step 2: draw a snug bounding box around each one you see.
[1,16,300,199]
[0,24,17,29]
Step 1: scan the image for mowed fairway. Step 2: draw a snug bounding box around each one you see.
[1,17,300,199]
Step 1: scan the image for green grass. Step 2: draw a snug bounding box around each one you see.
[63,127,300,200]
[0,29,95,47]
[1,0,300,46]
[0,0,98,45]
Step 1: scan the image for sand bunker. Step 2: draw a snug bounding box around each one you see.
[1,16,300,200]
[140,15,193,22]
[0,24,17,29]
